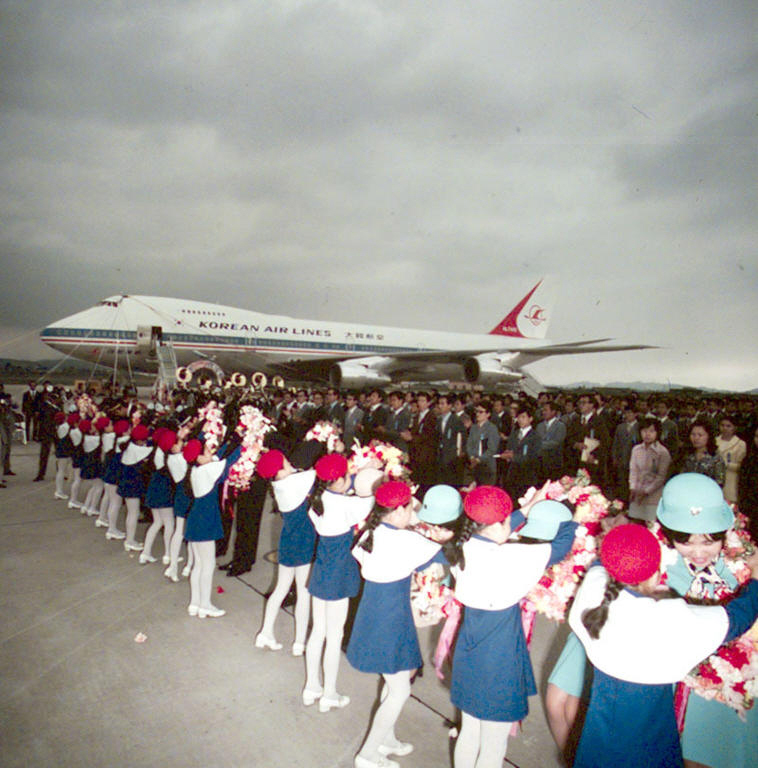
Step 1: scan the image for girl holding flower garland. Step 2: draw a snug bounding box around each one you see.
[448,487,577,768]
[302,455,376,712]
[657,473,758,768]
[347,481,450,768]
[53,412,74,501]
[117,423,152,552]
[140,429,178,565]
[103,419,130,540]
[568,522,758,768]
[254,442,322,654]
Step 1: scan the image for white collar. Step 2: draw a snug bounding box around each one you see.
[167,452,188,482]
[190,459,226,497]
[83,434,100,452]
[153,447,166,470]
[121,443,152,466]
[271,469,316,512]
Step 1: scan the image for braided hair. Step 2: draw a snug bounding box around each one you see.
[445,515,483,571]
[581,576,624,639]
[353,503,387,554]
[309,477,330,517]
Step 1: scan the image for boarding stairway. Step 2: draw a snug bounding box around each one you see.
[155,341,178,388]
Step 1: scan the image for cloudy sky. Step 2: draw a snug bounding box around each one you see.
[1,1,756,391]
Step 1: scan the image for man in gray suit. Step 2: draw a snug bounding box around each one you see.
[377,391,412,451]
[342,392,364,449]
[536,400,567,482]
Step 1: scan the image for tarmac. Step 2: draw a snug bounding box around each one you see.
[0,428,569,768]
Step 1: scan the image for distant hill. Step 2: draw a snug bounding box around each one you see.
[0,358,122,384]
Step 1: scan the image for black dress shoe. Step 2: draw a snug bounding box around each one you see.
[227,565,251,577]
[218,562,233,571]
[33,476,44,482]
[4,471,16,476]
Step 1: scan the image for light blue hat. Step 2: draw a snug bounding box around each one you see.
[518,500,572,541]
[419,485,463,525]
[656,473,734,534]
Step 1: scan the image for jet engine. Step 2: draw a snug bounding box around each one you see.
[329,360,392,389]
[462,354,525,386]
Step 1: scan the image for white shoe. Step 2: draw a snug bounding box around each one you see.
[319,694,350,713]
[67,500,81,509]
[94,518,108,528]
[86,507,99,517]
[378,741,414,757]
[138,553,157,564]
[354,755,399,768]
[124,541,144,552]
[105,530,126,540]
[164,566,179,583]
[254,633,282,651]
[187,604,199,617]
[198,605,225,619]
[162,554,170,565]
[292,642,306,657]
[54,492,68,500]
[181,564,191,578]
[302,688,322,706]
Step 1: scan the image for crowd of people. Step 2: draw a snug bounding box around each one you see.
[4,376,758,768]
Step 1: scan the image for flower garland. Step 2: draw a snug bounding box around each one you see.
[521,469,621,622]
[305,421,342,453]
[76,393,95,418]
[348,439,411,480]
[197,401,226,453]
[227,405,276,492]
[661,511,758,720]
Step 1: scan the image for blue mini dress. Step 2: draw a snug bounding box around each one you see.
[80,436,102,480]
[270,469,317,568]
[145,449,174,508]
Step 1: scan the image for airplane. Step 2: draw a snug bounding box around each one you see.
[39,279,654,390]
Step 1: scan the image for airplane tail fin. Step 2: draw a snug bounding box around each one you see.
[488,278,555,339]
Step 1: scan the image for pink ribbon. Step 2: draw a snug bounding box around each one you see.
[433,596,462,680]
[674,682,691,734]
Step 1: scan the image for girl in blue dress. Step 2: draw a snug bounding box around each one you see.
[448,487,576,768]
[140,429,178,565]
[302,455,375,713]
[254,446,319,654]
[164,430,194,582]
[569,523,758,768]
[67,418,84,509]
[347,481,448,768]
[117,423,152,552]
[80,417,107,518]
[184,437,241,618]
[103,420,130,541]
[53,412,73,500]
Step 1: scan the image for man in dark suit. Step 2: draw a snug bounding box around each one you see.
[503,402,542,501]
[378,390,412,451]
[22,382,38,442]
[611,406,641,503]
[435,393,466,486]
[401,391,437,496]
[34,388,60,481]
[567,393,611,489]
[361,389,388,444]
[324,387,345,431]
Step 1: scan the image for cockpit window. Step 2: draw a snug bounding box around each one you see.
[98,300,120,307]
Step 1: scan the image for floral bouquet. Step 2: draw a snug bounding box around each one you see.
[305,421,342,453]
[76,393,95,418]
[197,401,226,453]
[227,405,276,492]
[521,470,621,622]
[348,439,410,480]
[410,563,454,628]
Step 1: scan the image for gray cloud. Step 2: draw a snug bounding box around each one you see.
[1,1,756,390]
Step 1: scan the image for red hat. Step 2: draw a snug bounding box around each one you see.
[67,413,80,426]
[131,424,150,442]
[113,419,130,436]
[600,524,661,585]
[158,430,177,453]
[463,486,513,525]
[54,412,66,425]
[375,481,412,510]
[152,426,167,445]
[256,449,285,479]
[94,416,110,432]
[79,419,92,434]
[182,439,203,464]
[315,453,348,482]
